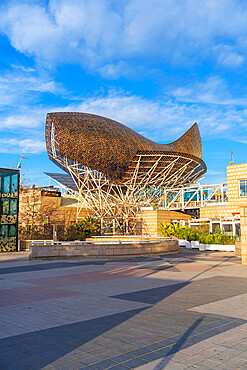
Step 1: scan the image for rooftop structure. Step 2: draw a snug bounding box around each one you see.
[45,112,206,229]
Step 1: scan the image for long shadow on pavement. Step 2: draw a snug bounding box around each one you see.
[1,254,247,369]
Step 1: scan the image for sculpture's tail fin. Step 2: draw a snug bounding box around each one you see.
[166,123,202,158]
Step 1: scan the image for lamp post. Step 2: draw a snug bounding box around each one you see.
[17,155,29,185]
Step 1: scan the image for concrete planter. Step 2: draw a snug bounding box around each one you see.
[199,244,206,251]
[178,240,235,252]
[178,239,191,249]
[202,244,235,252]
[191,241,200,249]
[29,238,179,259]
[198,243,235,252]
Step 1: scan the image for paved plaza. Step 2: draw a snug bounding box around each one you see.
[1,249,247,369]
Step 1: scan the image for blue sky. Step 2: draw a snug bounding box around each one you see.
[0,0,247,187]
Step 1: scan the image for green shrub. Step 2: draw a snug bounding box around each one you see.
[80,216,101,238]
[158,222,237,245]
[158,222,185,238]
[65,216,101,241]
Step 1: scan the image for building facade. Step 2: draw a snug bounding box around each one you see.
[137,209,191,236]
[0,168,19,251]
[200,163,247,219]
[19,186,82,240]
[198,163,247,236]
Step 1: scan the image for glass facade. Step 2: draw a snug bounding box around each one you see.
[0,168,19,252]
[239,179,247,197]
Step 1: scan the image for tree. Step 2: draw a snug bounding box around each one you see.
[80,216,101,237]
[19,186,74,240]
[19,186,42,240]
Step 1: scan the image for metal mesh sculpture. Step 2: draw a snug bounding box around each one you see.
[45,112,206,228]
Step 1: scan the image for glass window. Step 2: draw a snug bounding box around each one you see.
[9,225,16,237]
[222,224,233,236]
[0,225,8,237]
[10,199,17,215]
[239,179,247,197]
[235,223,241,237]
[0,199,10,215]
[1,172,18,197]
[212,223,220,233]
[11,173,18,195]
[2,172,11,195]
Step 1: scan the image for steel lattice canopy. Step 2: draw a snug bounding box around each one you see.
[44,172,78,191]
[46,112,207,186]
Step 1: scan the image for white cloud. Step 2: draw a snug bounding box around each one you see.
[11,64,35,72]
[218,50,244,68]
[0,0,120,67]
[0,138,45,154]
[0,73,63,94]
[57,90,247,141]
[1,87,247,152]
[234,139,247,145]
[0,69,64,110]
[0,111,45,129]
[171,76,247,106]
[1,0,247,76]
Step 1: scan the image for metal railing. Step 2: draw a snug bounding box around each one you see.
[164,183,228,210]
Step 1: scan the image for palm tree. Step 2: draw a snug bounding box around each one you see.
[81,216,101,237]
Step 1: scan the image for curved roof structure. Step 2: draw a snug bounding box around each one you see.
[46,112,206,185]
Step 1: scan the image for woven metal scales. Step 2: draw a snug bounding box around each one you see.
[45,112,207,223]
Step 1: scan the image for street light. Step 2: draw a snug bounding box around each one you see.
[17,156,29,185]
[17,155,29,170]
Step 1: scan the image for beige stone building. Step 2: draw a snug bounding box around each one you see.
[240,206,247,263]
[196,163,247,236]
[19,185,193,237]
[137,209,191,236]
[19,186,91,239]
[19,163,247,238]
[200,163,247,219]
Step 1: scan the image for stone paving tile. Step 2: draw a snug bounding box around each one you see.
[213,356,247,369]
[196,359,221,369]
[133,359,163,369]
[51,357,87,369]
[136,323,247,369]
[106,365,129,370]
[238,350,247,361]
[1,250,247,369]
[112,276,247,309]
[0,259,135,275]
[180,352,213,365]
[155,363,187,370]
[0,286,83,306]
[208,350,237,363]
[20,267,157,288]
[91,359,120,369]
[178,341,212,355]
[121,357,148,368]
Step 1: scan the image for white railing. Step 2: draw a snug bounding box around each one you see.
[164,183,228,210]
